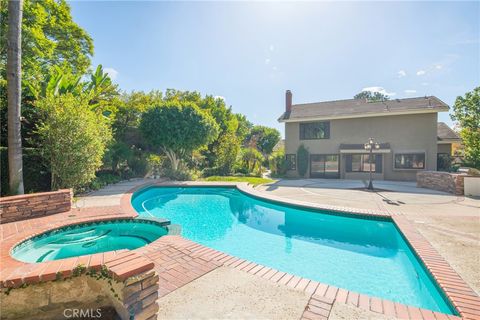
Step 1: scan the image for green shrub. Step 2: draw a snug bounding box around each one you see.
[127,153,148,177]
[103,141,133,173]
[269,151,287,177]
[213,132,240,176]
[146,154,164,178]
[297,145,309,177]
[79,171,122,193]
[35,94,112,191]
[236,147,264,176]
[163,167,192,181]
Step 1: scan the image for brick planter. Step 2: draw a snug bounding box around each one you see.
[0,189,72,224]
[416,171,466,195]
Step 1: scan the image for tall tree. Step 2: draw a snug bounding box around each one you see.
[451,87,480,169]
[0,0,94,83]
[247,125,281,156]
[139,101,219,171]
[354,91,390,102]
[0,0,94,147]
[6,0,24,194]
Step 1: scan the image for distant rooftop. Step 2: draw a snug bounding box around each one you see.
[278,96,449,122]
[437,122,461,141]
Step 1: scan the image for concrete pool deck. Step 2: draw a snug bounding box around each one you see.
[2,178,478,319]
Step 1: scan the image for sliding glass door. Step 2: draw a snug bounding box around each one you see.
[310,154,339,178]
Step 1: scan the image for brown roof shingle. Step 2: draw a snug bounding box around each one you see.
[437,122,460,141]
[278,96,449,122]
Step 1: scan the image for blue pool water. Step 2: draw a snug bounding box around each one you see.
[12,219,168,263]
[132,187,456,314]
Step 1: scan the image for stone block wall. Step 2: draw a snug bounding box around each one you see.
[0,251,159,320]
[416,171,466,195]
[0,189,72,224]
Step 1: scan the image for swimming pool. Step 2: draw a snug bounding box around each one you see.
[11,219,168,263]
[132,186,456,314]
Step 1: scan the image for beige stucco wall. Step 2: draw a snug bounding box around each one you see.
[284,113,439,181]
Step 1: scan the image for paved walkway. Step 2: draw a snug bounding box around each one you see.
[263,178,451,194]
[74,178,152,208]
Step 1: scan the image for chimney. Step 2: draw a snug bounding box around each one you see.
[286,90,292,112]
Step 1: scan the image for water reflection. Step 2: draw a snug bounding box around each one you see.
[228,191,399,257]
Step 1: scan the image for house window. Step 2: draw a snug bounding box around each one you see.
[300,122,330,140]
[394,153,425,169]
[286,154,296,170]
[346,154,382,173]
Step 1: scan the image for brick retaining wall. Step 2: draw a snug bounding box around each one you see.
[416,171,466,195]
[0,189,72,224]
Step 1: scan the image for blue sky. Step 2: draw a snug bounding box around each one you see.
[69,1,479,136]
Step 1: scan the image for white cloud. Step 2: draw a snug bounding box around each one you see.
[416,70,426,76]
[104,67,118,80]
[265,58,271,65]
[435,64,443,70]
[421,82,429,86]
[361,86,396,97]
[397,70,407,78]
[272,66,278,71]
[404,89,417,94]
[269,45,275,51]
[214,95,225,101]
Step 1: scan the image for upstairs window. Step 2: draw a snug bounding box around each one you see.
[394,153,425,169]
[300,122,330,140]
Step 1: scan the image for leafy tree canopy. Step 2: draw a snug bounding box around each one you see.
[354,90,390,102]
[113,90,163,141]
[26,65,118,110]
[451,87,480,168]
[0,0,94,84]
[139,101,219,170]
[247,125,281,156]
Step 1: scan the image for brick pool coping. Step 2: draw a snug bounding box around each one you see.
[1,181,479,320]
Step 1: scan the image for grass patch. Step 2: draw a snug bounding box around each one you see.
[201,176,275,186]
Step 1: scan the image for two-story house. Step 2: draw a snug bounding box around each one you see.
[278,90,459,181]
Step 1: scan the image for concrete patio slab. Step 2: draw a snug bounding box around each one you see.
[156,266,310,320]
[74,178,153,208]
[263,178,451,195]
[329,302,397,320]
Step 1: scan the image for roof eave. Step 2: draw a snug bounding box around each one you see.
[279,107,449,123]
